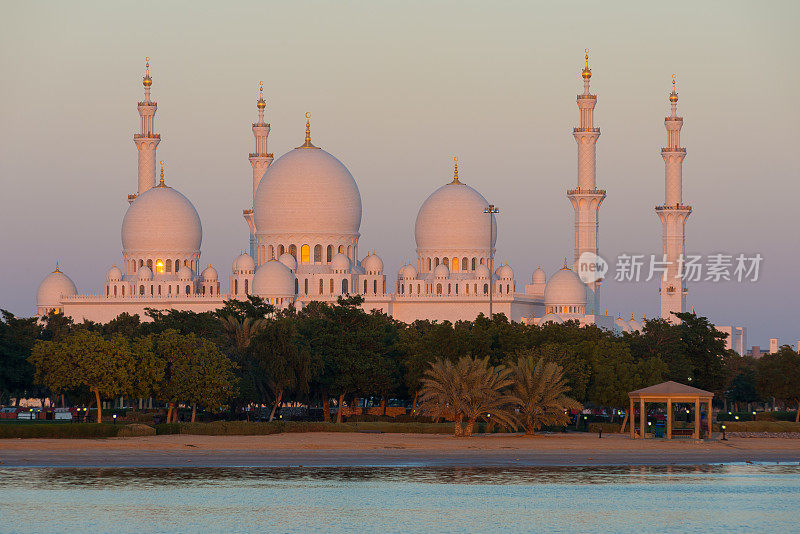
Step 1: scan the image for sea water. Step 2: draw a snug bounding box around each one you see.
[0,465,797,533]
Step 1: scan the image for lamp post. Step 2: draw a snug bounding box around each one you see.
[483,204,499,318]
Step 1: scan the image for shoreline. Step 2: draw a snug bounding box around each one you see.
[1,432,798,468]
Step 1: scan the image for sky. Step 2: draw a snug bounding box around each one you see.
[1,1,798,347]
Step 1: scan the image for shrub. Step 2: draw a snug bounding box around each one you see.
[714,421,800,433]
[348,422,453,434]
[587,422,621,434]
[154,421,355,436]
[0,423,121,439]
[116,423,156,437]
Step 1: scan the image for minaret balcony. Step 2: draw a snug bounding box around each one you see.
[573,127,600,133]
[567,188,606,196]
[577,94,596,100]
[137,101,157,107]
[249,153,274,159]
[661,147,686,153]
[655,203,692,211]
[664,116,683,122]
[252,122,271,128]
[134,133,161,139]
[243,209,253,216]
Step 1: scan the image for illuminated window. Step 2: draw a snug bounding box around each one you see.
[156,260,164,273]
[452,257,459,272]
[301,244,310,263]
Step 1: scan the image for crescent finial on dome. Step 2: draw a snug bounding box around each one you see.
[451,156,461,184]
[157,160,167,187]
[257,81,266,110]
[582,48,591,80]
[298,112,319,149]
[562,257,568,270]
[669,74,679,103]
[143,57,152,88]
[54,260,61,273]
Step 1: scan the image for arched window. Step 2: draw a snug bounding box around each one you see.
[347,246,352,261]
[338,245,344,254]
[147,259,153,271]
[113,286,117,297]
[418,284,421,294]
[373,280,377,294]
[507,284,510,294]
[122,286,125,296]
[474,284,477,294]
[465,284,469,295]
[158,285,162,295]
[319,279,324,294]
[139,259,144,268]
[295,279,299,294]
[304,278,309,294]
[443,257,449,269]
[471,258,476,270]
[342,279,348,294]
[363,279,368,294]
[462,257,468,271]
[244,279,249,294]
[330,278,334,294]
[156,260,164,273]
[139,285,145,295]
[234,279,238,295]
[314,245,322,263]
[427,258,432,271]
[401,284,405,295]
[483,283,488,294]
[279,245,285,256]
[268,245,274,260]
[436,283,442,295]
[289,245,297,259]
[166,259,172,273]
[202,286,205,295]
[447,283,451,295]
[452,257,459,271]
[455,284,458,295]
[301,244,311,263]
[106,286,109,296]
[327,245,333,262]
[480,258,484,265]
[435,257,440,267]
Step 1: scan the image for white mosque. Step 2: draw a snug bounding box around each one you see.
[34,54,746,349]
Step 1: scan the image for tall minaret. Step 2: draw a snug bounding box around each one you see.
[132,57,160,201]
[567,49,606,315]
[656,75,691,321]
[243,81,273,260]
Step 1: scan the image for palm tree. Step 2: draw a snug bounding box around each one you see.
[508,355,582,435]
[419,356,516,437]
[219,315,266,351]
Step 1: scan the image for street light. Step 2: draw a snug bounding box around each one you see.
[483,204,500,318]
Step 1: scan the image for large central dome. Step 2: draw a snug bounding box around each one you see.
[122,184,202,253]
[415,178,496,252]
[254,147,362,237]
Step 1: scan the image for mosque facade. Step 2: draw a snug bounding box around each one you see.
[36,54,742,344]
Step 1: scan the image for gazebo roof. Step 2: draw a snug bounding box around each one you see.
[629,381,713,399]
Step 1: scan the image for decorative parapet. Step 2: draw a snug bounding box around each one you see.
[664,116,683,122]
[654,203,692,211]
[567,188,606,196]
[577,94,597,100]
[249,153,274,159]
[661,147,686,153]
[252,123,271,128]
[573,127,600,133]
[134,133,161,139]
[242,209,253,216]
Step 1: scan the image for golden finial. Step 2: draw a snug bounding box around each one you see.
[562,257,568,270]
[158,160,166,187]
[257,81,266,110]
[582,48,592,80]
[669,74,679,103]
[143,57,152,88]
[631,313,635,320]
[54,261,61,273]
[618,312,622,320]
[298,112,318,149]
[451,156,461,184]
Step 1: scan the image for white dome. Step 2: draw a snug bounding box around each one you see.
[254,147,362,237]
[532,266,546,285]
[615,315,632,333]
[278,253,298,272]
[629,318,643,332]
[37,268,77,308]
[398,263,417,279]
[475,264,491,279]
[201,266,218,281]
[252,260,296,297]
[137,266,153,280]
[106,265,123,281]
[361,253,383,274]
[539,312,563,324]
[177,265,193,280]
[232,252,255,273]
[496,264,513,280]
[544,267,587,306]
[433,263,450,279]
[331,253,350,273]
[415,179,496,253]
[122,184,202,254]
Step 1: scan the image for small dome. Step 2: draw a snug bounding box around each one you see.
[361,253,383,274]
[475,264,491,279]
[252,260,296,297]
[398,263,418,280]
[433,263,450,279]
[540,312,563,324]
[254,147,362,237]
[615,315,632,333]
[544,267,586,307]
[532,266,546,285]
[496,264,514,280]
[201,266,218,281]
[415,180,496,254]
[106,265,123,281]
[628,318,643,332]
[137,266,153,280]
[177,265,193,280]
[232,252,255,273]
[278,253,298,271]
[37,268,78,309]
[122,185,202,254]
[331,253,350,272]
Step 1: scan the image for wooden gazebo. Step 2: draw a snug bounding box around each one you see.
[628,381,713,439]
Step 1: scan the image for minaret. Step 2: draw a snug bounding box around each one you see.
[131,57,160,201]
[567,49,606,314]
[656,75,691,321]
[243,82,273,260]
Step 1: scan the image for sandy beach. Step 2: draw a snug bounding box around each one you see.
[0,432,798,467]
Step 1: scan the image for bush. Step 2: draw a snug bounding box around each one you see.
[714,421,800,433]
[154,421,355,436]
[0,423,122,439]
[345,414,394,423]
[116,423,156,437]
[587,423,621,434]
[349,422,453,434]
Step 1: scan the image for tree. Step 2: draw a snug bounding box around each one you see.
[756,346,800,421]
[29,331,131,423]
[508,355,581,434]
[674,311,729,395]
[0,311,40,405]
[419,356,515,437]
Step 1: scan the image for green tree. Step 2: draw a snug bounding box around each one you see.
[0,311,41,405]
[756,346,800,421]
[673,311,729,394]
[507,355,582,435]
[29,331,131,423]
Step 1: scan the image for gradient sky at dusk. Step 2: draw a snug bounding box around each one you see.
[1,1,798,346]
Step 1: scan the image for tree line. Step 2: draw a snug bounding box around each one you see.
[1,297,798,423]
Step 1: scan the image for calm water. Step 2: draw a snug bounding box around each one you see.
[0,465,797,533]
